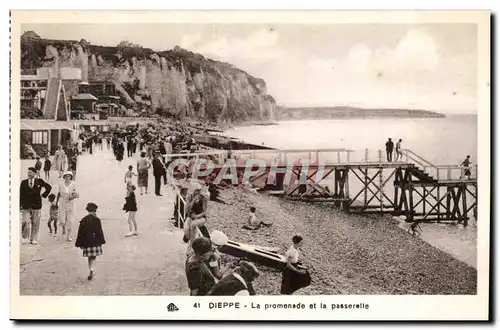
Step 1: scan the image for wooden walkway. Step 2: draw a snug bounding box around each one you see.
[168,148,477,227]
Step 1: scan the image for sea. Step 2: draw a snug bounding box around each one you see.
[224,115,479,269]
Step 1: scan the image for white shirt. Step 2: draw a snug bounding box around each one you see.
[28,179,34,188]
[248,213,258,226]
[285,245,300,264]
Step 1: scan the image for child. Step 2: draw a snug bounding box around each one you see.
[123,185,138,237]
[47,194,58,236]
[75,202,106,281]
[124,165,137,188]
[43,155,52,181]
[243,207,272,230]
[34,156,42,178]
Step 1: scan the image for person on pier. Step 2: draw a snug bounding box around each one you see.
[385,138,394,162]
[395,139,403,162]
[460,155,472,180]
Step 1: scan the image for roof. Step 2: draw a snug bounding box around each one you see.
[72,93,99,101]
[21,120,75,131]
[21,75,39,81]
[99,95,120,100]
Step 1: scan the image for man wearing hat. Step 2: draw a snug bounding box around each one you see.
[151,152,167,196]
[207,260,259,296]
[20,167,52,244]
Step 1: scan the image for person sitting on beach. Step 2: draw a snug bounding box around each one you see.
[206,230,236,280]
[185,183,210,239]
[185,237,216,296]
[281,235,311,295]
[242,207,272,230]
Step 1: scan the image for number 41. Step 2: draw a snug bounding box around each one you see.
[193,302,200,308]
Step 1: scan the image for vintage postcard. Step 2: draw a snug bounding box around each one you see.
[10,10,490,321]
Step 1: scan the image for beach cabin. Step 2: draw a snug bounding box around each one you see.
[20,69,78,157]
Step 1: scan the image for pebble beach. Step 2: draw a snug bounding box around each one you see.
[207,185,478,295]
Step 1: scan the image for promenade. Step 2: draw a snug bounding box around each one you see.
[19,147,188,295]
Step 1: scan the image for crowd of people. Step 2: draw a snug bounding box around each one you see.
[20,120,312,295]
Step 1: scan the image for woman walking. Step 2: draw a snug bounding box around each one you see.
[54,145,66,178]
[123,185,139,237]
[115,139,124,162]
[137,152,151,195]
[56,171,79,242]
[75,202,106,281]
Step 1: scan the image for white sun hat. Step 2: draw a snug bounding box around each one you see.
[62,171,73,179]
[210,230,229,246]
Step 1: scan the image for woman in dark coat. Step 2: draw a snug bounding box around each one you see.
[115,140,124,162]
[75,202,106,280]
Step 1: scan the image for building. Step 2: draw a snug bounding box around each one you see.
[20,67,81,157]
[20,75,47,110]
[78,80,116,97]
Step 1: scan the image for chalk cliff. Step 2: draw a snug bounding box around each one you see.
[20,32,277,123]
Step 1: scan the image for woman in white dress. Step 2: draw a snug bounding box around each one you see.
[54,146,67,178]
[56,171,79,242]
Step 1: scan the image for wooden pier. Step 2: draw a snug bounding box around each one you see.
[169,148,477,227]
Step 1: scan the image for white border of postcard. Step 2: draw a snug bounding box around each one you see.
[10,10,490,320]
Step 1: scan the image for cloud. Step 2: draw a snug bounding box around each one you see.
[191,28,283,63]
[187,27,474,112]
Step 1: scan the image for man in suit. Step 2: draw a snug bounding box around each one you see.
[152,152,166,196]
[20,167,52,244]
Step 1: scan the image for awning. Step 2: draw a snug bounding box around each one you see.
[21,120,75,131]
[72,93,99,101]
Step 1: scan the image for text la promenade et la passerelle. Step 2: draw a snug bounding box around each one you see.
[205,301,370,310]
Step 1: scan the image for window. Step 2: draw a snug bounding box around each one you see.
[32,131,48,144]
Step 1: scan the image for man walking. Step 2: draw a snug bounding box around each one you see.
[395,139,403,162]
[20,167,52,244]
[385,138,394,162]
[152,152,166,196]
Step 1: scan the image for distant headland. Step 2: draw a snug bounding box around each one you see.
[277,106,446,120]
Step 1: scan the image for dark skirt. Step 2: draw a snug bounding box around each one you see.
[138,170,149,187]
[82,245,103,257]
[280,264,311,295]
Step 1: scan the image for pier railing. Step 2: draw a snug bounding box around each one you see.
[401,149,477,181]
[230,148,355,164]
[165,148,476,181]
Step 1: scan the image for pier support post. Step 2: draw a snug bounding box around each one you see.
[408,183,414,222]
[379,167,383,213]
[462,184,468,227]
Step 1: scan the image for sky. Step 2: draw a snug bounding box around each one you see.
[22,23,478,113]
